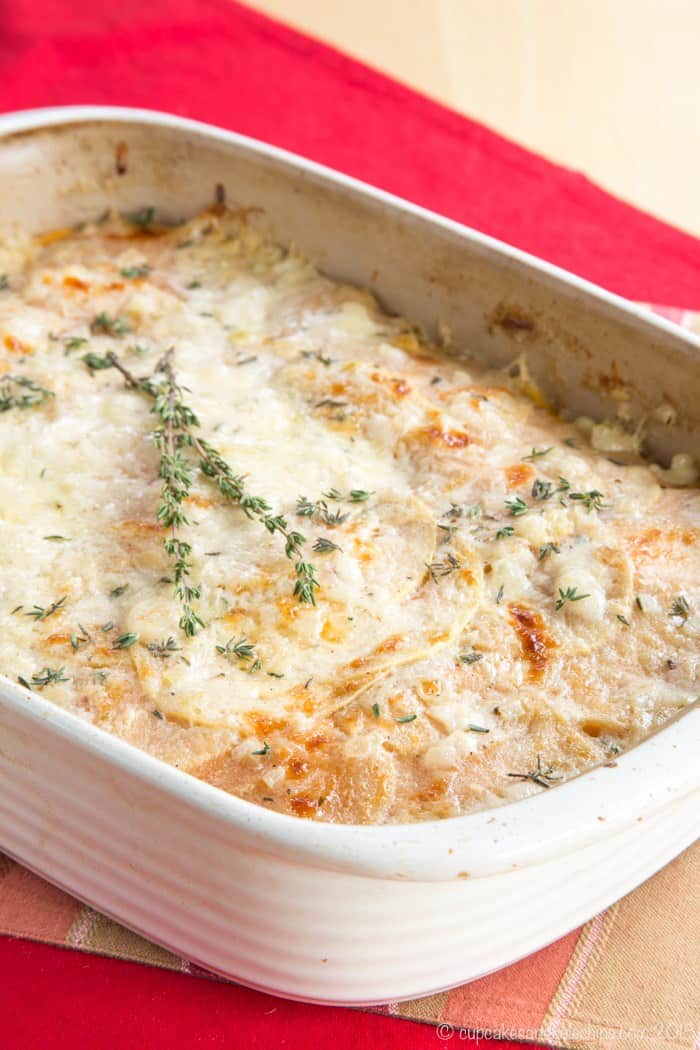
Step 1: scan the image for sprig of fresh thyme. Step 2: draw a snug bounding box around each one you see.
[507,755,560,789]
[426,553,461,583]
[101,350,319,632]
[0,375,54,413]
[150,357,205,638]
[555,586,590,610]
[18,666,70,690]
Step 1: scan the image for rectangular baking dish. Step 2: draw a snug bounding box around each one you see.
[0,106,697,1005]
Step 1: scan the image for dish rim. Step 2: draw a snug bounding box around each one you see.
[0,104,697,883]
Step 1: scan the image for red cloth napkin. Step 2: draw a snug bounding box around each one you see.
[0,2,698,1048]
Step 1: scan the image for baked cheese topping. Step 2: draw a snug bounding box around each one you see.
[0,208,697,823]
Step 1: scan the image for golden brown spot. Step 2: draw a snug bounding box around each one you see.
[4,334,31,355]
[289,795,317,818]
[305,733,328,751]
[104,678,130,704]
[184,493,214,509]
[625,524,698,560]
[353,545,374,565]
[505,463,535,489]
[376,635,402,654]
[417,425,471,449]
[287,757,309,777]
[629,526,662,553]
[580,715,625,737]
[251,716,286,736]
[117,519,164,536]
[415,779,448,803]
[321,619,345,643]
[43,632,72,647]
[370,371,411,397]
[509,604,555,678]
[332,675,367,697]
[63,275,90,292]
[276,595,312,622]
[38,227,72,247]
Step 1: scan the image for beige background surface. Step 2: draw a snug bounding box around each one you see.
[250,0,700,236]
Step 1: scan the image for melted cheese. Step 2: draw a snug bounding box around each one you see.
[0,209,697,824]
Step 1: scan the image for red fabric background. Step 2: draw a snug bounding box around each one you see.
[0,1,697,1046]
[2,0,700,305]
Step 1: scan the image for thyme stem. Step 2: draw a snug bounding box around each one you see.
[104,351,319,629]
[155,353,204,638]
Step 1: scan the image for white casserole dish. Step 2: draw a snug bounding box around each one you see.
[0,106,697,1004]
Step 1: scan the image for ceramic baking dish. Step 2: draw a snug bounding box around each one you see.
[0,106,697,1005]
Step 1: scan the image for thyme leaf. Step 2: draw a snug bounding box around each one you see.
[555,586,590,610]
[312,536,342,554]
[129,206,156,228]
[505,496,528,517]
[507,755,560,789]
[82,351,114,371]
[70,625,91,651]
[90,312,129,337]
[25,596,67,621]
[458,648,483,664]
[568,489,606,512]
[531,478,553,501]
[216,635,256,662]
[296,496,348,528]
[670,595,691,624]
[0,375,54,412]
[63,336,88,353]
[120,264,151,279]
[426,553,461,583]
[112,632,140,650]
[147,637,181,658]
[521,447,552,461]
[29,666,70,689]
